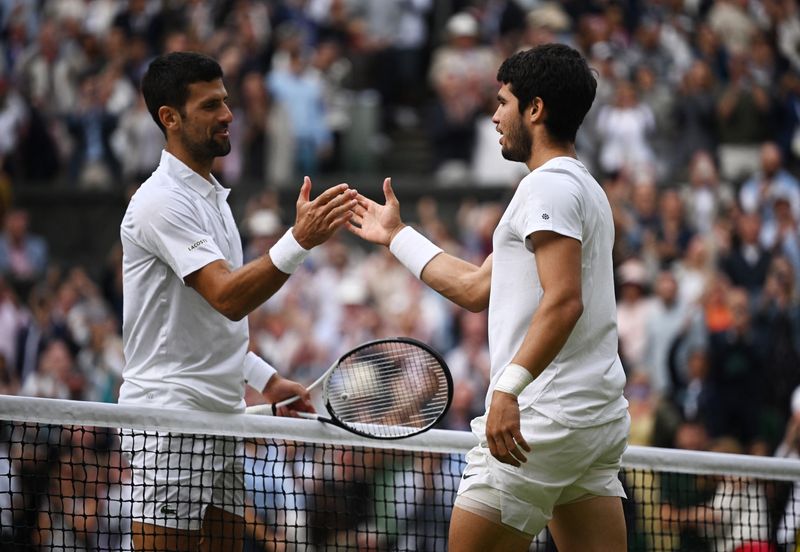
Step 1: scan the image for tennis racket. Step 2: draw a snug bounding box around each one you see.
[246,337,453,439]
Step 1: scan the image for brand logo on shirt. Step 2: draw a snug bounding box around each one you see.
[160,504,178,515]
[188,239,208,251]
[541,213,550,220]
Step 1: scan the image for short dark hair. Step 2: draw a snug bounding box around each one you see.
[497,44,596,142]
[141,51,223,134]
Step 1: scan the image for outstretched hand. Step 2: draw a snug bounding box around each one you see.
[292,176,358,249]
[347,177,406,246]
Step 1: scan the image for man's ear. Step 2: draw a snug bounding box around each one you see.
[529,97,544,123]
[158,105,180,131]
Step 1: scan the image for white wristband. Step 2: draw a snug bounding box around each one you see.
[389,226,443,279]
[494,363,534,397]
[268,227,310,274]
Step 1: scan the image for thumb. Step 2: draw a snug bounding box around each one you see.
[299,176,312,204]
[383,177,397,205]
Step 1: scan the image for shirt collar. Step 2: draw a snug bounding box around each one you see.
[159,150,229,200]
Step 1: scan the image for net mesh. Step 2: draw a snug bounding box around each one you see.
[1,396,799,551]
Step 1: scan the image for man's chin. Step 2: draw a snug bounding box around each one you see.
[501,147,526,163]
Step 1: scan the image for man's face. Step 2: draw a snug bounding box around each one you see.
[492,83,531,164]
[176,79,233,160]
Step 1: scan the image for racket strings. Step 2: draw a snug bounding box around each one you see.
[326,342,451,438]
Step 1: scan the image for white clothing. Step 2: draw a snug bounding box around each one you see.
[120,430,245,531]
[119,150,274,413]
[457,408,629,535]
[487,156,628,427]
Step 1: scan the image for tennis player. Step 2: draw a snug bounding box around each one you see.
[348,44,629,551]
[118,52,356,551]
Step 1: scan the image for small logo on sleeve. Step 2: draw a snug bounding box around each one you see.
[160,504,178,515]
[541,213,550,220]
[188,239,208,251]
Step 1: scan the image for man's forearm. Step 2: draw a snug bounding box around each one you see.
[419,253,491,312]
[509,294,583,379]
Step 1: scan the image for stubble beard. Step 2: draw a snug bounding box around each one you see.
[180,128,231,163]
[500,116,532,164]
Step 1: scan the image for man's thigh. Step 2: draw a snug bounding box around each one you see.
[132,520,201,552]
[132,507,244,552]
[448,505,531,552]
[549,496,626,552]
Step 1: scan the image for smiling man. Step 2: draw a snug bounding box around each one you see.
[118,52,356,551]
[348,44,629,551]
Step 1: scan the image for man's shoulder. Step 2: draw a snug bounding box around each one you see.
[128,173,193,216]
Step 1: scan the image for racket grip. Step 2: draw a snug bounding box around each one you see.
[245,404,277,416]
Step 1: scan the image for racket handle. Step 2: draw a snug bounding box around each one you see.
[245,404,277,416]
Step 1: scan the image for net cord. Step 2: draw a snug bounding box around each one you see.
[2,395,800,481]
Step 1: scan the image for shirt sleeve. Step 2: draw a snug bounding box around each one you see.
[511,170,584,252]
[138,192,226,282]
[243,352,277,392]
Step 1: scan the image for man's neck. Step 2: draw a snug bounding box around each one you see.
[526,141,577,171]
[165,143,213,181]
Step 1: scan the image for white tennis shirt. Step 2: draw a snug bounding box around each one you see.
[118,150,275,413]
[488,156,628,427]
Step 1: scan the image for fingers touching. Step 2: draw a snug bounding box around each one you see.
[293,177,357,248]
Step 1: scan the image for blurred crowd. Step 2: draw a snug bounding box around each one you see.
[3,0,800,549]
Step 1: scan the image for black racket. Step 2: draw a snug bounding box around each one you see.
[246,337,453,439]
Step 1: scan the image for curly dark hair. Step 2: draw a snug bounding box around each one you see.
[497,44,597,142]
[141,51,223,135]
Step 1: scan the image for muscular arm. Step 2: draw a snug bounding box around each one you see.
[184,255,290,321]
[187,179,356,321]
[348,178,491,312]
[419,252,492,312]
[510,231,584,376]
[486,230,583,466]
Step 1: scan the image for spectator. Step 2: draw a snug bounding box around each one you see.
[0,208,48,290]
[0,75,28,176]
[719,212,772,298]
[616,258,655,376]
[715,53,773,184]
[739,142,800,227]
[427,11,499,184]
[267,46,332,176]
[672,62,719,182]
[595,78,656,177]
[679,150,735,237]
[65,71,121,189]
[643,270,691,396]
[706,287,764,446]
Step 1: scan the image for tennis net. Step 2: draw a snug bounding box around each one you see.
[1,395,799,551]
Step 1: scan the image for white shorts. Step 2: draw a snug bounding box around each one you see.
[455,407,629,536]
[119,430,245,531]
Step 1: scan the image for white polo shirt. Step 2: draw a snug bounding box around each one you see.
[118,150,274,413]
[488,157,628,428]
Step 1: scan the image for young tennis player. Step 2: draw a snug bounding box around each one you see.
[348,44,629,551]
[118,52,356,551]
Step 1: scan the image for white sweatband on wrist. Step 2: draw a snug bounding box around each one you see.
[389,226,443,279]
[243,352,277,392]
[494,363,534,397]
[268,227,310,274]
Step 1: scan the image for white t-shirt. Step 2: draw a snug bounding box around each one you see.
[118,150,274,413]
[487,156,628,428]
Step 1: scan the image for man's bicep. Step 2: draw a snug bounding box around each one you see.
[529,231,582,295]
[184,259,231,302]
